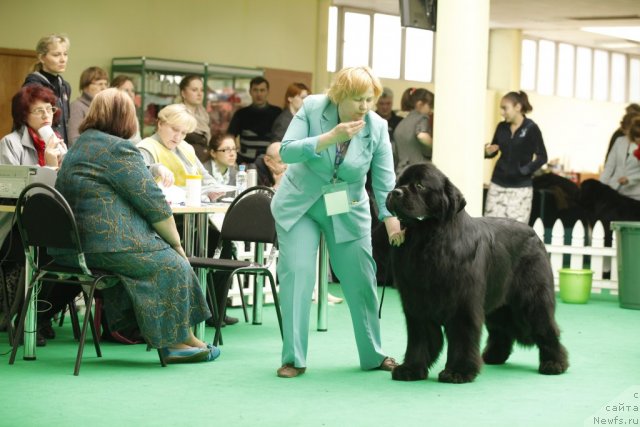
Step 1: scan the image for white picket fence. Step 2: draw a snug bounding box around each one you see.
[532,218,618,295]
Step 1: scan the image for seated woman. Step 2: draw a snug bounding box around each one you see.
[0,85,68,346]
[137,103,222,201]
[52,88,219,363]
[204,133,237,198]
[137,104,238,327]
[581,114,640,245]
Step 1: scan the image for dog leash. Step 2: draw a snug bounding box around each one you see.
[377,255,392,319]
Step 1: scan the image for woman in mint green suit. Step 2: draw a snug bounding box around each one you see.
[271,67,405,378]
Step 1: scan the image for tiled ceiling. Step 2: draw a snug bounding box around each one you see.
[333,0,640,54]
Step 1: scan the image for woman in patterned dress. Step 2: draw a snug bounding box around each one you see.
[52,88,218,363]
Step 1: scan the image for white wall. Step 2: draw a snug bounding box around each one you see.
[527,94,624,173]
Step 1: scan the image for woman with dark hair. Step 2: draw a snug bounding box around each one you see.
[52,88,219,363]
[271,82,310,142]
[204,133,237,192]
[392,87,434,172]
[23,33,72,144]
[110,75,142,142]
[0,85,68,344]
[179,75,211,163]
[484,90,548,223]
[68,66,109,145]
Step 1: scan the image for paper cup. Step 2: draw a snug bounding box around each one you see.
[185,174,202,207]
[38,125,55,142]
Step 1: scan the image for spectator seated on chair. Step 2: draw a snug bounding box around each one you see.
[51,89,219,363]
[253,142,287,189]
[0,85,71,347]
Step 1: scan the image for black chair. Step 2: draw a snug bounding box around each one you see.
[189,186,283,346]
[8,183,166,375]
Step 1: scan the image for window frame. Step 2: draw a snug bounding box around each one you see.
[329,5,435,83]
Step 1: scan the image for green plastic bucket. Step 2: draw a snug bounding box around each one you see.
[611,221,640,310]
[558,269,593,304]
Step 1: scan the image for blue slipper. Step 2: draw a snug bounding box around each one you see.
[206,345,221,361]
[161,347,210,364]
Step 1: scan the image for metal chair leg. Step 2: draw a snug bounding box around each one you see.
[9,282,34,365]
[74,285,97,376]
[267,273,283,340]
[213,273,236,346]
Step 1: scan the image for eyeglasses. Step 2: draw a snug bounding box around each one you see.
[30,106,58,116]
[216,148,237,153]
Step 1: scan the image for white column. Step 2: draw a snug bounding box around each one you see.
[432,0,490,217]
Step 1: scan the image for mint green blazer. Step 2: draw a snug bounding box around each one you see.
[271,94,396,244]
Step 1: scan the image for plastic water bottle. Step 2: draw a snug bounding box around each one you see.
[236,164,247,197]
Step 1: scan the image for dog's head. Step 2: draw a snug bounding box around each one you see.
[386,162,467,225]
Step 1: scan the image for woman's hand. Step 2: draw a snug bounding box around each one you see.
[485,144,499,156]
[207,191,225,201]
[330,120,365,144]
[384,216,405,247]
[172,244,187,260]
[618,176,629,185]
[316,120,366,153]
[156,165,175,187]
[44,136,66,167]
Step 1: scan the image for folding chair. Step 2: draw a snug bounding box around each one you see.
[8,183,166,375]
[189,186,283,346]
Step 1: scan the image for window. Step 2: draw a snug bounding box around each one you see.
[327,6,435,82]
[592,50,609,102]
[404,28,434,82]
[630,58,640,102]
[342,12,371,68]
[522,38,636,102]
[372,14,402,79]
[520,39,537,90]
[536,40,556,96]
[610,53,626,103]
[575,47,592,100]
[556,43,575,97]
[327,6,338,72]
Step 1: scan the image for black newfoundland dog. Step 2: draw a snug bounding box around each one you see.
[386,163,568,383]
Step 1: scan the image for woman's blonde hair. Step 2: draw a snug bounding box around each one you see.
[34,33,70,72]
[326,66,383,104]
[157,104,197,133]
[79,88,137,139]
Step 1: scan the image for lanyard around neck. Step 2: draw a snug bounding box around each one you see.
[332,140,350,182]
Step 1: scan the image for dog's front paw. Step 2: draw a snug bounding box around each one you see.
[539,359,569,375]
[391,363,427,381]
[438,368,477,384]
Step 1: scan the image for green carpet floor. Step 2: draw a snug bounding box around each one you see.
[0,286,638,427]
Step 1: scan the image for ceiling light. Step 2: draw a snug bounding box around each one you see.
[581,26,640,42]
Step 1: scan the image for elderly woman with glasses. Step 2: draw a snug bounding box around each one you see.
[1,85,67,168]
[0,85,68,345]
[137,103,223,202]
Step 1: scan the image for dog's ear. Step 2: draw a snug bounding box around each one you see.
[442,178,467,220]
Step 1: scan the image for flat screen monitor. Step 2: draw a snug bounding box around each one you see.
[399,0,437,31]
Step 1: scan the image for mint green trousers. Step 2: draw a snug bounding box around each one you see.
[276,197,387,370]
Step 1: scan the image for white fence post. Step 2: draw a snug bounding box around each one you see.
[533,216,618,296]
[550,219,565,285]
[569,221,585,270]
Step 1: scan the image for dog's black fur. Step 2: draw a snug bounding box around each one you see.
[386,163,569,383]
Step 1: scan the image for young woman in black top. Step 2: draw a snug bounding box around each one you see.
[484,91,547,223]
